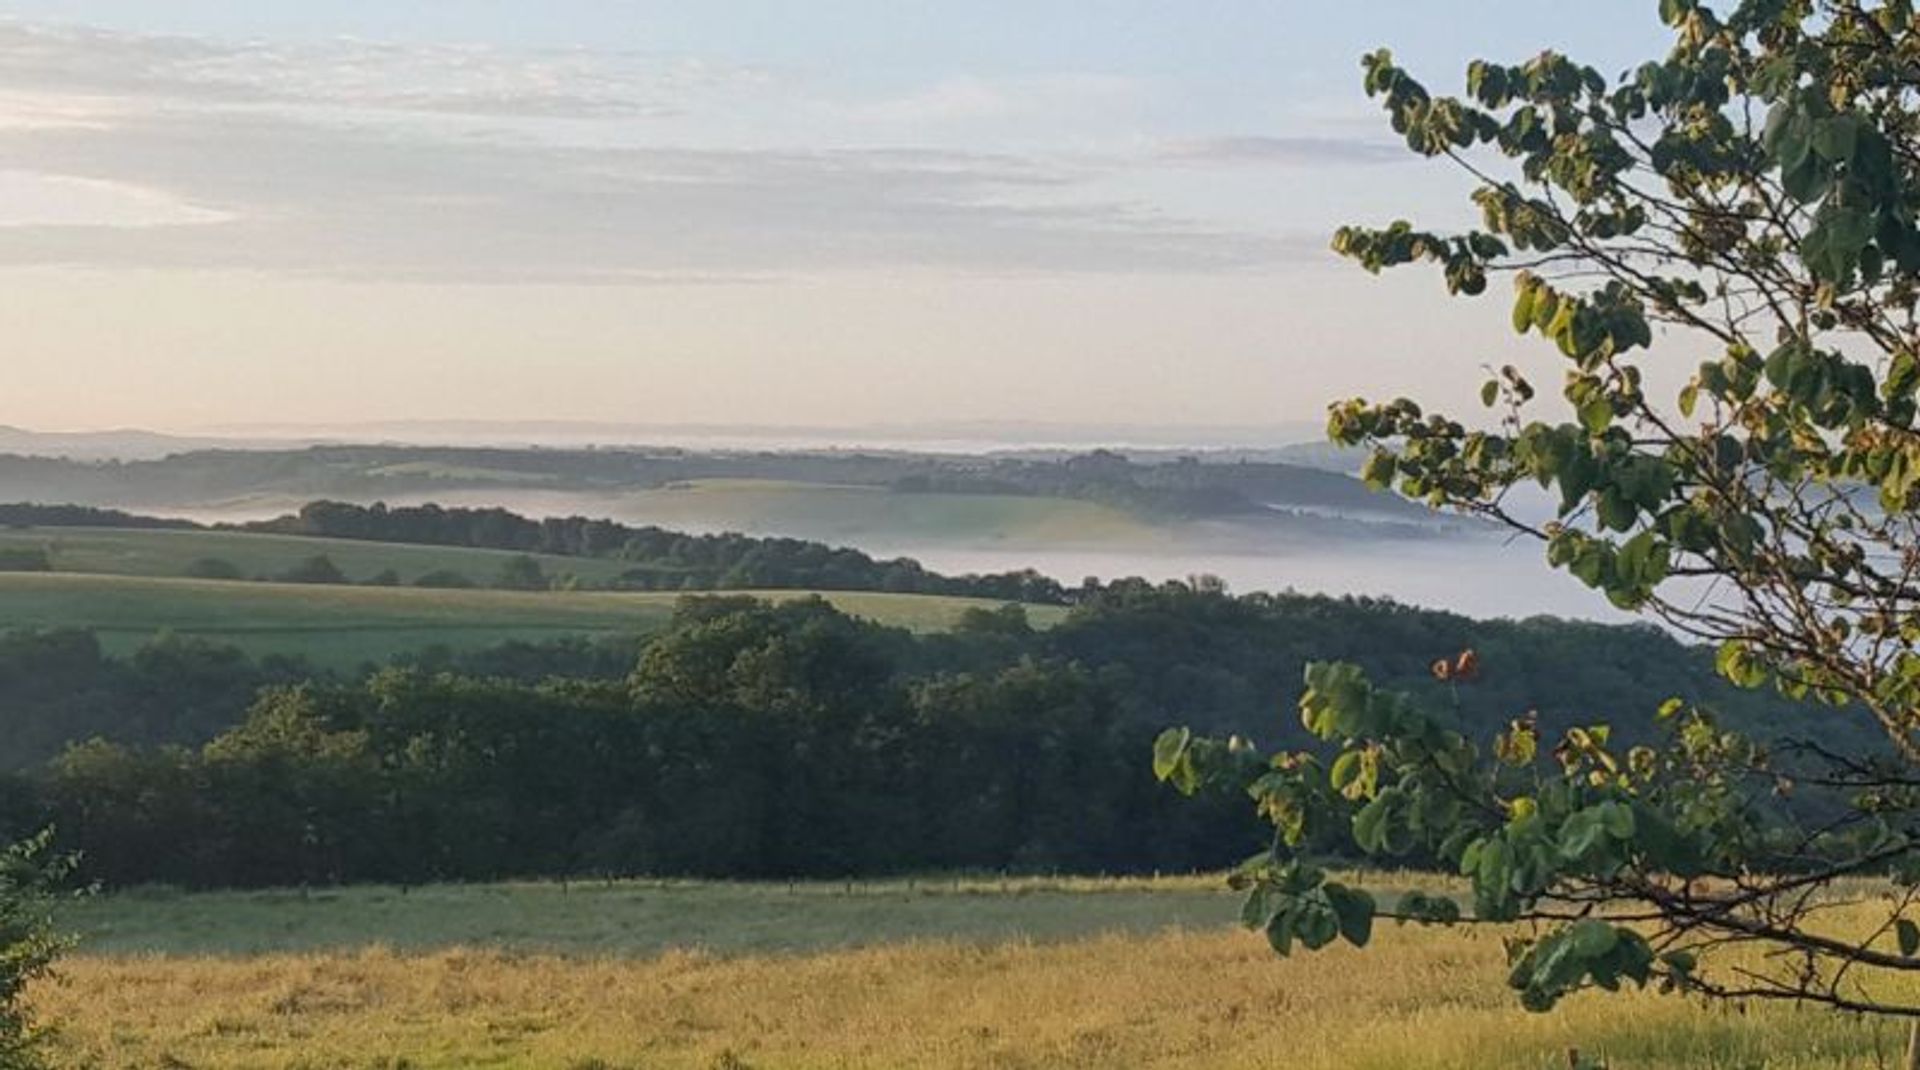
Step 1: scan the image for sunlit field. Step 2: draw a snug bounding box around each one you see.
[33,877,1919,1069]
[0,571,1064,667]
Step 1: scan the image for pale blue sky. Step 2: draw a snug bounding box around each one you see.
[0,3,1671,433]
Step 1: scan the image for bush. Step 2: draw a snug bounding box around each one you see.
[493,554,548,591]
[0,550,49,573]
[274,555,347,585]
[413,569,475,589]
[0,831,76,1069]
[365,569,401,587]
[184,557,243,581]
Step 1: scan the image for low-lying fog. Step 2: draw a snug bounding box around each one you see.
[173,487,1629,624]
[870,538,1629,623]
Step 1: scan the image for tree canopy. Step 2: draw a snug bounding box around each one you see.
[1163,0,1920,1021]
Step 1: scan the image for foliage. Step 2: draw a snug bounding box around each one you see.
[246,499,1071,602]
[490,554,548,591]
[411,568,474,589]
[272,554,346,585]
[0,584,1850,886]
[0,831,75,1070]
[1163,0,1920,1021]
[183,557,243,581]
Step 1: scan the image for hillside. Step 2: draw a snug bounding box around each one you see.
[0,444,1445,540]
[0,571,1059,668]
[0,525,638,587]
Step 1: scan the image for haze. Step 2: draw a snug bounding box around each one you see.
[0,2,1669,435]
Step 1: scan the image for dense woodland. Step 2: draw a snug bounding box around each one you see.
[0,583,1865,888]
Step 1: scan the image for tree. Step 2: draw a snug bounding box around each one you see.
[184,557,243,581]
[492,554,548,591]
[274,555,346,585]
[1160,0,1920,1026]
[0,832,74,1069]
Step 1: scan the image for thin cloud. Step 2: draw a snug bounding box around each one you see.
[0,112,1309,280]
[1158,135,1407,166]
[0,20,746,121]
[0,20,1317,281]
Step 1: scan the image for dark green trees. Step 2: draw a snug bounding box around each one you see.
[492,555,549,591]
[274,555,346,585]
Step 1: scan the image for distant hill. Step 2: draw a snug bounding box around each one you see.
[0,443,1445,538]
[0,425,306,461]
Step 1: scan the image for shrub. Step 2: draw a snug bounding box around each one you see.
[274,555,347,585]
[0,831,76,1069]
[184,557,243,581]
[493,555,548,591]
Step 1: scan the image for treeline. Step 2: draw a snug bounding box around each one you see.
[0,584,1871,887]
[892,449,1422,522]
[0,503,195,530]
[237,500,1069,602]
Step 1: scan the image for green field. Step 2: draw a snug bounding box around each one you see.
[461,479,1169,547]
[0,526,639,586]
[0,571,1064,667]
[34,876,1917,1069]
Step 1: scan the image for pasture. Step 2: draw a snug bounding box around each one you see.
[0,525,639,586]
[0,571,1062,668]
[34,877,1918,1069]
[412,479,1165,548]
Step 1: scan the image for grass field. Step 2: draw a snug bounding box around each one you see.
[0,571,1064,668]
[0,526,640,586]
[32,876,1920,1069]
[412,480,1167,548]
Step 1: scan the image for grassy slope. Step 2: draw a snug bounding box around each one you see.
[39,878,1911,1070]
[475,479,1165,546]
[0,572,1064,667]
[0,526,638,586]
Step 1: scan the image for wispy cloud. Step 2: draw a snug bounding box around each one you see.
[857,73,1140,125]
[0,20,745,120]
[0,20,1320,281]
[1156,135,1407,167]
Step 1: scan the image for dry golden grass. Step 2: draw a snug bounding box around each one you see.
[29,879,1920,1069]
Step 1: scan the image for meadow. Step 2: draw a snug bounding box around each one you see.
[0,570,1062,668]
[415,479,1166,548]
[0,526,641,586]
[33,877,1917,1070]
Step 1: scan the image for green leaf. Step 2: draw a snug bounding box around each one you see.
[1151,728,1196,793]
[1481,379,1500,407]
[1352,792,1394,854]
[1578,398,1613,434]
[1511,285,1537,333]
[1569,920,1620,958]
[1899,918,1919,958]
[1241,884,1285,930]
[1715,641,1768,689]
[1811,115,1859,163]
[1325,883,1376,948]
[1264,909,1294,957]
[1360,451,1397,491]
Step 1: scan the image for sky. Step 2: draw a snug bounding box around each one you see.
[0,2,1674,436]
